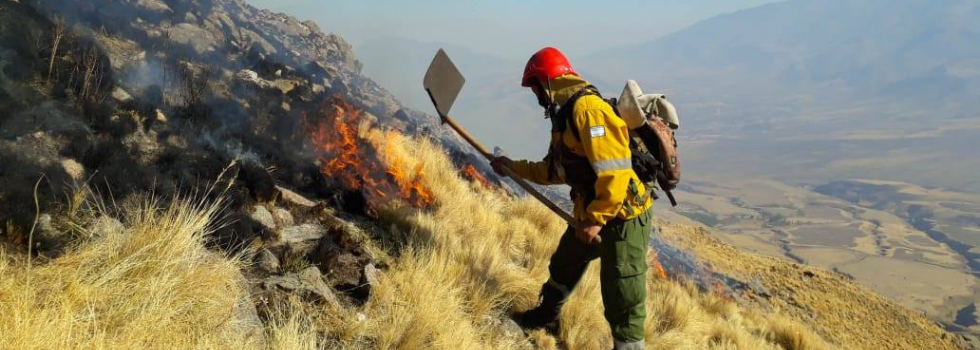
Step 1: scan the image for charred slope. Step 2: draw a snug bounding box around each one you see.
[0,0,494,251]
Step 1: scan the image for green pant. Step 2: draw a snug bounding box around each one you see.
[539,210,651,347]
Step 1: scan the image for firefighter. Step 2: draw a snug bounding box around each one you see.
[491,47,653,350]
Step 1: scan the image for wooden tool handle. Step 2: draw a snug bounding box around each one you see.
[442,115,581,230]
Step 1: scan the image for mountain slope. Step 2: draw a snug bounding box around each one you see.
[657,220,964,350]
[0,0,971,349]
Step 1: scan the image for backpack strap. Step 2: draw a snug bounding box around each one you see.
[555,85,601,141]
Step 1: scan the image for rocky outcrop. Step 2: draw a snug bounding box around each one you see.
[0,0,470,333]
[0,0,483,252]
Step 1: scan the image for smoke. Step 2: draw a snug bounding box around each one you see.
[198,131,264,166]
[650,230,772,303]
[119,57,167,105]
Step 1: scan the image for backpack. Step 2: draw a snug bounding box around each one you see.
[557,82,681,207]
[616,80,681,206]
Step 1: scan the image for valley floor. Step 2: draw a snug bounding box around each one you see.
[660,177,980,337]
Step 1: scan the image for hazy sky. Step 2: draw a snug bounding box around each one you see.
[242,0,788,159]
[245,0,785,60]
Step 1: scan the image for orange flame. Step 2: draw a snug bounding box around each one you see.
[714,281,725,296]
[304,97,435,209]
[647,248,669,280]
[381,138,435,207]
[462,164,491,189]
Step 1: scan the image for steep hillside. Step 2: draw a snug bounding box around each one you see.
[1,119,966,349]
[0,0,972,349]
[656,220,966,350]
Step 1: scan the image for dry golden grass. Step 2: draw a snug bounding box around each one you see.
[303,131,836,350]
[0,196,263,350]
[0,131,837,350]
[656,221,965,350]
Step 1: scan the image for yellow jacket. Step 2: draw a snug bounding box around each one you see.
[510,75,652,226]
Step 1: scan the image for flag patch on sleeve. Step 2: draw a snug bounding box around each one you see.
[589,125,606,138]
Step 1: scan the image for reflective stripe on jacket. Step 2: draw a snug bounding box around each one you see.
[509,75,652,225]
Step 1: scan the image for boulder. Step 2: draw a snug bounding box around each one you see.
[280,224,326,244]
[134,0,171,13]
[154,109,167,123]
[275,224,327,256]
[499,318,525,339]
[318,241,371,288]
[230,270,266,344]
[255,248,280,273]
[111,87,134,103]
[272,207,294,227]
[361,263,381,287]
[263,266,339,306]
[235,69,278,91]
[249,205,276,232]
[276,186,317,208]
[168,23,216,55]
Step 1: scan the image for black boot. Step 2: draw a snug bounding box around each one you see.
[515,282,565,333]
[516,303,559,331]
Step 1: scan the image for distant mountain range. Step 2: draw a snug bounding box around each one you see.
[586,0,980,112]
[354,0,980,161]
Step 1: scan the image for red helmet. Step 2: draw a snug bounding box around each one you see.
[521,47,577,87]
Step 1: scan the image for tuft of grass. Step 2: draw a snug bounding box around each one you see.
[0,196,263,349]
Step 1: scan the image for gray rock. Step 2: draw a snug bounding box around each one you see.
[183,12,198,23]
[235,69,278,91]
[276,186,316,208]
[255,248,280,273]
[134,0,171,13]
[276,224,327,256]
[111,87,133,103]
[230,270,266,344]
[250,205,276,231]
[362,263,381,287]
[330,250,370,287]
[281,224,326,243]
[235,69,258,81]
[154,109,167,123]
[167,23,216,54]
[264,266,339,306]
[272,207,294,227]
[500,318,525,338]
[232,295,266,344]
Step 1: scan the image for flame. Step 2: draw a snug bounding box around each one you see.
[647,248,669,280]
[381,138,435,207]
[461,164,491,189]
[303,97,435,209]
